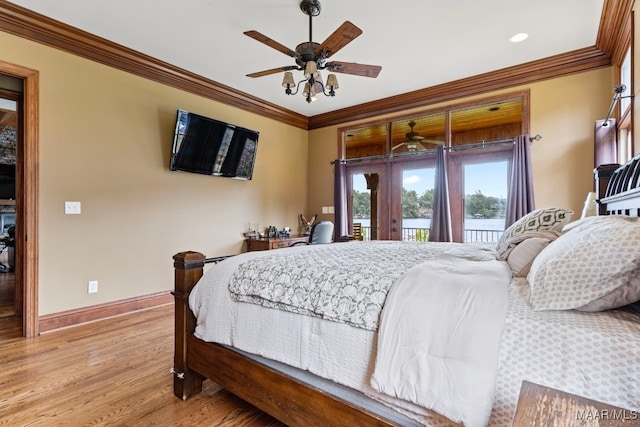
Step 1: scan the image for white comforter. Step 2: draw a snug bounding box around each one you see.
[371,246,511,427]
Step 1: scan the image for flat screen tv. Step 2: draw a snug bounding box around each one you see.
[170,109,259,180]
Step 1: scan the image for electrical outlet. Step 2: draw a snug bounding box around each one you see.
[88,280,98,293]
[65,201,81,215]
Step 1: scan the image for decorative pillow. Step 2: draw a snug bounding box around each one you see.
[506,237,551,277]
[527,215,640,311]
[496,208,573,260]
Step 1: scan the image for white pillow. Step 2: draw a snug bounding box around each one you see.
[496,207,573,260]
[506,237,551,277]
[527,215,640,311]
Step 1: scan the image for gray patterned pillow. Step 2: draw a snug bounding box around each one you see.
[527,215,640,311]
[496,207,573,260]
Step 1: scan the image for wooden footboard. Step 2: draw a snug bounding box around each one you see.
[172,251,402,427]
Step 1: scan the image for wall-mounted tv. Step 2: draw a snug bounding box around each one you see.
[170,109,259,180]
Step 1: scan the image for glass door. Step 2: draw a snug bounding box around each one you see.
[390,160,435,241]
[348,164,388,240]
[463,161,508,242]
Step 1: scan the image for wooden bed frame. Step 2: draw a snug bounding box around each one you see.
[172,157,640,427]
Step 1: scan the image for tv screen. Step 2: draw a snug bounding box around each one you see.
[170,109,259,180]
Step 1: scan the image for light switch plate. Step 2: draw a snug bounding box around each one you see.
[65,201,81,214]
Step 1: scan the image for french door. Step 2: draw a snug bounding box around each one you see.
[347,158,436,241]
[389,159,435,241]
[347,150,510,242]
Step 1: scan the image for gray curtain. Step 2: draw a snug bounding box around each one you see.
[333,160,348,239]
[505,134,535,228]
[429,146,452,242]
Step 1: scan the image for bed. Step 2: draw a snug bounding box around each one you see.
[172,156,640,426]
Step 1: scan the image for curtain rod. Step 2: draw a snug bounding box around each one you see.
[602,85,632,127]
[331,134,542,164]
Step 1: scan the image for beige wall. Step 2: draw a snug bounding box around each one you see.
[1,31,308,315]
[308,68,613,226]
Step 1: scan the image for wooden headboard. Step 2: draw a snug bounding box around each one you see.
[596,154,640,216]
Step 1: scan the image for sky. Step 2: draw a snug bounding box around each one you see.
[354,161,508,199]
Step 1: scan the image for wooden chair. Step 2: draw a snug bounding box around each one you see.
[352,223,363,241]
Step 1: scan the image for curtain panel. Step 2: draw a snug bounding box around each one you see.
[429,145,452,242]
[333,160,348,240]
[505,134,535,228]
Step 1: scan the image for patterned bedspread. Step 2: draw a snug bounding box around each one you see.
[228,240,461,330]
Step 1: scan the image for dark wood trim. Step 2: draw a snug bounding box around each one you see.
[597,0,634,65]
[309,47,610,129]
[0,0,628,131]
[0,60,39,338]
[38,291,173,333]
[0,1,308,130]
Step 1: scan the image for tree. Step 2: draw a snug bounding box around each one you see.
[402,188,420,218]
[418,189,434,211]
[352,190,370,217]
[466,190,502,218]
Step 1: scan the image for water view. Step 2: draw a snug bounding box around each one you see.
[353,217,505,242]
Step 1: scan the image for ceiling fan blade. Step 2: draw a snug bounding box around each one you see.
[392,142,406,151]
[325,61,382,78]
[315,21,363,58]
[246,65,298,78]
[244,30,300,59]
[423,139,446,146]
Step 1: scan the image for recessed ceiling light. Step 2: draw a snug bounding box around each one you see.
[510,33,529,43]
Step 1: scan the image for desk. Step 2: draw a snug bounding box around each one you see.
[246,235,308,251]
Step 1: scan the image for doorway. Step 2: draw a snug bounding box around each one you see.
[0,62,39,338]
[0,93,17,332]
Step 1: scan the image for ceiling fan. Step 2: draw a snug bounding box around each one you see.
[392,121,445,151]
[244,0,382,102]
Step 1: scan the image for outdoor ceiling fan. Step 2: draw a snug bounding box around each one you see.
[392,121,445,151]
[244,0,382,102]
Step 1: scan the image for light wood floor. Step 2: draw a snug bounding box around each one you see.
[0,304,286,426]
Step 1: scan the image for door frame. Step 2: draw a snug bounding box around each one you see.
[346,162,389,240]
[0,61,39,338]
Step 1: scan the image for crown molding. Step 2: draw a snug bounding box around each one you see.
[308,46,611,129]
[0,0,309,129]
[0,0,626,130]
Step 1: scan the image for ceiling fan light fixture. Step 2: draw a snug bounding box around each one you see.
[282,71,296,94]
[304,61,319,79]
[244,0,381,105]
[303,82,317,103]
[326,73,339,93]
[406,142,419,151]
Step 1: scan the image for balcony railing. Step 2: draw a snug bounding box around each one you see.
[357,226,503,243]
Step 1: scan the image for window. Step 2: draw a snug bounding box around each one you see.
[618,47,633,163]
[341,92,528,242]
